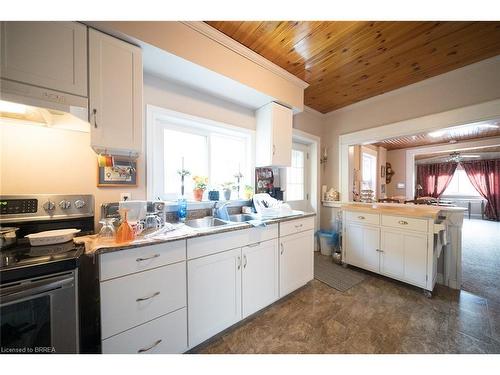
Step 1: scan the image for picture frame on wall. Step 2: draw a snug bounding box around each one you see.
[97,158,137,187]
[381,165,386,178]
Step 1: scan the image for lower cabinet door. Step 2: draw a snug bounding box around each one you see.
[187,248,242,348]
[279,230,314,298]
[380,229,428,287]
[242,239,279,318]
[102,308,188,354]
[345,223,380,272]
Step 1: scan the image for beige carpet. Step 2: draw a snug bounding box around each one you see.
[461,218,500,303]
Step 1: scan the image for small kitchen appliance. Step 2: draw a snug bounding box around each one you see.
[0,194,94,354]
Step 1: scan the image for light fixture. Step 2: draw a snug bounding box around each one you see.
[320,147,328,164]
[428,123,499,138]
[0,100,28,115]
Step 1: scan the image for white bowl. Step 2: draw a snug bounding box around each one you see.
[25,228,81,246]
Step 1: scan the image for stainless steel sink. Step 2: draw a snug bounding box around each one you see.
[185,217,229,228]
[227,213,259,222]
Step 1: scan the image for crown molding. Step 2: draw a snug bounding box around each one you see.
[303,105,328,118]
[182,21,309,90]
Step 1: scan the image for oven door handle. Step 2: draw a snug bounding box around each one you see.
[0,274,74,304]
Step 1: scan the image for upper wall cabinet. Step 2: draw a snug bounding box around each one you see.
[255,102,293,167]
[0,22,88,97]
[89,29,143,154]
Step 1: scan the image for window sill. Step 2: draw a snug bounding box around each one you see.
[161,199,252,212]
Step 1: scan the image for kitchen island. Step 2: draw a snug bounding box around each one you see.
[341,202,466,295]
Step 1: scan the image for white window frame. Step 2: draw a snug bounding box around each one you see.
[285,142,311,207]
[146,105,255,201]
[441,164,482,198]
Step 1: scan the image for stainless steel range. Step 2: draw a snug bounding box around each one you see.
[0,194,94,354]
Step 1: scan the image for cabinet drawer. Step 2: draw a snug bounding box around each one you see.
[381,215,428,232]
[102,308,187,354]
[279,216,315,237]
[345,211,380,225]
[100,240,186,281]
[187,224,278,260]
[100,262,186,339]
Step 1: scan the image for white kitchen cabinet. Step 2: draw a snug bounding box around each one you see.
[89,28,143,154]
[343,211,435,292]
[242,239,279,318]
[380,229,428,288]
[279,229,314,297]
[187,248,242,348]
[344,223,380,273]
[102,308,187,354]
[255,102,293,167]
[0,21,88,96]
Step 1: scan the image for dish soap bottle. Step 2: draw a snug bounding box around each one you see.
[177,197,187,223]
[116,208,135,243]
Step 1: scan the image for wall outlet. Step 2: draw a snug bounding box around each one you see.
[397,182,405,189]
[120,192,131,201]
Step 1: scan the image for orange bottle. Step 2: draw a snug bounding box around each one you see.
[115,208,135,243]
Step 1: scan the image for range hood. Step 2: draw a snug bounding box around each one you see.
[0,79,90,132]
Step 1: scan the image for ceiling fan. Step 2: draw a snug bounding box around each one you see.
[446,151,480,163]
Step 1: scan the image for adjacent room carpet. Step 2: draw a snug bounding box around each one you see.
[314,252,368,292]
[461,218,500,303]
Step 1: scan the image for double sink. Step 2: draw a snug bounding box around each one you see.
[185,214,258,229]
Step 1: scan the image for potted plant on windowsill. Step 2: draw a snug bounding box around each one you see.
[221,182,234,201]
[192,176,208,202]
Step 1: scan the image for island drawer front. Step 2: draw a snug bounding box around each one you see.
[381,215,428,232]
[187,224,278,260]
[280,217,315,237]
[345,211,380,225]
[102,308,187,354]
[100,261,186,339]
[100,240,186,281]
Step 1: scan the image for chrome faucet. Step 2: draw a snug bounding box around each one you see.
[212,201,230,219]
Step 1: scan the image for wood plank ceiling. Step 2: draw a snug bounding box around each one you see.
[205,21,500,113]
[372,120,500,150]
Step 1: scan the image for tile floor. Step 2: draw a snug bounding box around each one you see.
[194,218,500,354]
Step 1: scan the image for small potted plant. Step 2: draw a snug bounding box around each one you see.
[243,185,254,200]
[221,182,234,201]
[192,176,208,202]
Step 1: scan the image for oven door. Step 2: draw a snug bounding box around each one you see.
[0,270,79,354]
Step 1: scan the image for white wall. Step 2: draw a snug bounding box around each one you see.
[386,149,407,198]
[322,55,500,192]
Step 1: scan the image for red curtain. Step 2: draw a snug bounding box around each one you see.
[462,159,500,221]
[416,162,458,198]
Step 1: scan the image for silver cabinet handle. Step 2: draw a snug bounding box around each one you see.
[398,220,409,225]
[247,242,260,248]
[294,223,303,228]
[358,216,365,220]
[237,256,241,270]
[137,339,162,353]
[136,254,160,262]
[280,243,284,255]
[136,291,160,302]
[376,249,384,253]
[92,108,98,128]
[273,144,276,155]
[243,254,247,268]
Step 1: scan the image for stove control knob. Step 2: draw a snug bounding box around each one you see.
[74,199,86,209]
[59,200,71,209]
[43,200,56,211]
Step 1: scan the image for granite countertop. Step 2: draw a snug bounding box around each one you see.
[76,211,316,256]
[340,202,467,219]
